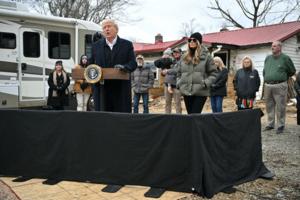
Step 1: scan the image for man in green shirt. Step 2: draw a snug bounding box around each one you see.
[263,41,296,134]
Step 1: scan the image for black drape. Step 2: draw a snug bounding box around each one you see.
[0,109,268,198]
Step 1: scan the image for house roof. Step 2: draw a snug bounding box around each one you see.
[203,21,300,47]
[133,37,188,54]
[133,21,300,53]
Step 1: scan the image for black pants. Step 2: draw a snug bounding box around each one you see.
[183,96,207,114]
[53,106,64,110]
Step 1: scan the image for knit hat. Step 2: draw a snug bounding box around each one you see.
[172,47,182,53]
[55,60,63,66]
[190,32,202,44]
[163,48,172,56]
[136,54,144,60]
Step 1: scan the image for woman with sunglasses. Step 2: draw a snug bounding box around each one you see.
[177,32,217,114]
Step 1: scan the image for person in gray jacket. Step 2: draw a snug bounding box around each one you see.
[177,32,217,114]
[160,48,183,114]
[131,55,154,113]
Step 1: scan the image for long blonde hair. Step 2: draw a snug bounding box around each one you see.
[242,56,254,70]
[183,40,201,65]
[213,56,225,69]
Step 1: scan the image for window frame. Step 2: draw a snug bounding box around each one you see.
[297,34,300,44]
[85,34,93,59]
[48,31,71,59]
[0,32,16,49]
[23,31,40,58]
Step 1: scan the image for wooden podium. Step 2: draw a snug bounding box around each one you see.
[72,67,130,82]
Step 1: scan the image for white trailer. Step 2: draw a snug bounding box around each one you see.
[0,0,100,108]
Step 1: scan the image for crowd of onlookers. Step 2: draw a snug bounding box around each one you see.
[45,19,299,134]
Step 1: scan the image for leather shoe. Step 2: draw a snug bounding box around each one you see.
[276,126,284,134]
[263,126,274,131]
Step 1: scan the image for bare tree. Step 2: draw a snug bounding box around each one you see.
[208,0,300,28]
[180,18,205,37]
[32,0,138,24]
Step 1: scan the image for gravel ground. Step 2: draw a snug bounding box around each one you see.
[0,180,20,200]
[149,97,300,200]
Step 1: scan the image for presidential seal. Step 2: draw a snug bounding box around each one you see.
[84,64,102,83]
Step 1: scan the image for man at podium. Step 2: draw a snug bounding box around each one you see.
[90,19,137,112]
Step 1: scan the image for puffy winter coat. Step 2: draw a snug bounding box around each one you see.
[131,66,154,93]
[177,46,217,96]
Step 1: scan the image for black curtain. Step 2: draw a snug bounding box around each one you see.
[0,109,267,198]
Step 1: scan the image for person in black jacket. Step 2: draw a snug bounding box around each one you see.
[294,72,300,125]
[210,56,228,113]
[233,56,260,110]
[47,61,70,110]
[90,19,137,112]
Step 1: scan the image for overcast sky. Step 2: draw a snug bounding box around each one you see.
[24,0,299,43]
[117,0,299,43]
[117,0,240,43]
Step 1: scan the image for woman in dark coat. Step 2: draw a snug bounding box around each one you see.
[210,56,228,113]
[47,60,70,110]
[233,56,260,110]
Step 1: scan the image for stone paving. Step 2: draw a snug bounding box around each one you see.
[0,176,192,200]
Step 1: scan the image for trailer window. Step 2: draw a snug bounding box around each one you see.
[48,32,70,59]
[85,34,92,59]
[0,32,16,49]
[23,32,40,57]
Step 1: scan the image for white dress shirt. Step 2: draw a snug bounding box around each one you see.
[106,37,117,50]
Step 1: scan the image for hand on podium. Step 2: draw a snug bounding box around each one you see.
[114,64,128,72]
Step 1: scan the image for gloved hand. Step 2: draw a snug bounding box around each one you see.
[56,86,63,91]
[114,64,128,72]
[80,82,89,91]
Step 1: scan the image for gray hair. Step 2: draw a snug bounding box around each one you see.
[101,19,119,32]
[272,41,282,47]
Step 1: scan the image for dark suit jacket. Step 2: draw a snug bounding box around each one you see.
[90,36,137,112]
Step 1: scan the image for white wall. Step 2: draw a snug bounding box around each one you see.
[282,35,300,73]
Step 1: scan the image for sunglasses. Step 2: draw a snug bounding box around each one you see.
[188,38,197,43]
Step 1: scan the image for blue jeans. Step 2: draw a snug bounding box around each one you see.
[210,96,224,113]
[133,93,149,113]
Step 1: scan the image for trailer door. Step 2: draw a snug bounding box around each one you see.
[18,28,45,104]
